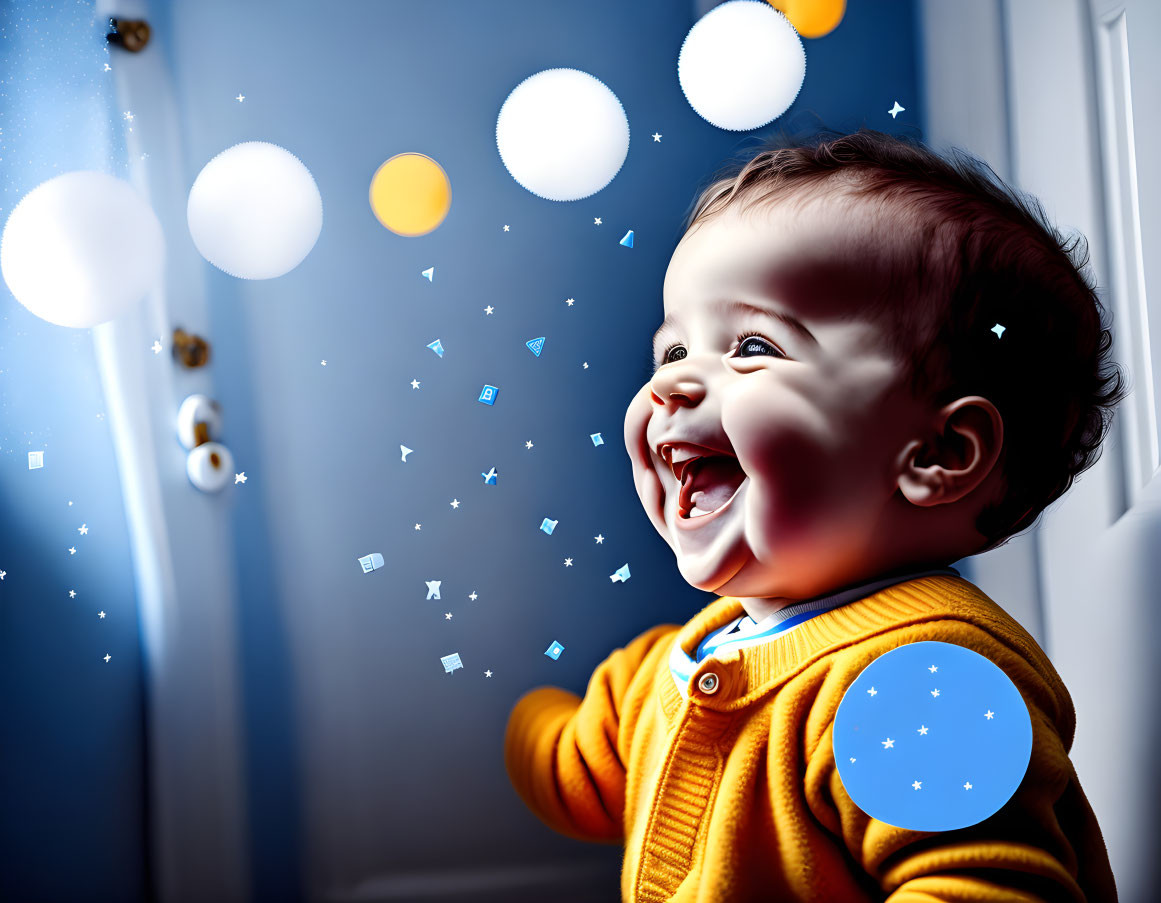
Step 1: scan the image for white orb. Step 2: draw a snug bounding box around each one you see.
[187,141,323,280]
[496,68,630,202]
[0,171,164,328]
[678,0,807,131]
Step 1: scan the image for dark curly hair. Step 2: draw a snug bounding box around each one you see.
[681,126,1129,554]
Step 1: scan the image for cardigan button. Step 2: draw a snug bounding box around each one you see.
[697,672,720,694]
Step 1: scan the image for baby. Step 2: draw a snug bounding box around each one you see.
[505,128,1123,902]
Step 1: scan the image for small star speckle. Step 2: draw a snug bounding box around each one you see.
[594,217,602,225]
[564,558,573,566]
[594,534,604,544]
[565,298,575,306]
[104,653,111,662]
[867,686,877,696]
[78,524,88,535]
[151,340,163,354]
[964,781,973,790]
[525,440,533,449]
[484,306,494,315]
[414,523,422,531]
[485,669,493,677]
[0,570,6,580]
[468,591,477,601]
[888,101,905,118]
[450,499,460,509]
[582,362,589,369]
[235,472,246,484]
[991,322,1006,338]
[103,63,111,72]
[123,110,134,122]
[931,688,940,698]
[985,710,994,719]
[69,590,76,599]
[849,757,856,763]
[68,547,77,555]
[912,780,922,790]
[321,360,327,366]
[236,93,245,102]
[882,738,894,749]
[444,612,453,620]
[917,725,928,735]
[503,224,509,232]
[98,611,106,619]
[411,379,421,389]
[929,665,938,673]
[652,132,662,142]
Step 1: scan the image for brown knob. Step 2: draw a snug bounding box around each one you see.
[172,327,211,369]
[107,19,151,53]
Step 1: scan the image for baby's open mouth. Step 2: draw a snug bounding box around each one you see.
[677,454,747,518]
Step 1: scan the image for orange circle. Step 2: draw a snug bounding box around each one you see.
[369,153,451,236]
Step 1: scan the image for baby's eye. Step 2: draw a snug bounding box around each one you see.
[734,331,785,358]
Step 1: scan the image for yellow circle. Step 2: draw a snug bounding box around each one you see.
[369,153,451,237]
[767,0,846,39]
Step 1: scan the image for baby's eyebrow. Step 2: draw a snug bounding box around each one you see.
[651,299,818,354]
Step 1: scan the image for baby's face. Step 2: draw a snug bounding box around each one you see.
[624,198,929,601]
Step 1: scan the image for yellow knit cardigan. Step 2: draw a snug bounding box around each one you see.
[504,575,1117,902]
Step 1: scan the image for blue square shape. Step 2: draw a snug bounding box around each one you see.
[545,641,564,660]
[478,384,498,405]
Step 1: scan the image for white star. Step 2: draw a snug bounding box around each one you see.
[69,547,77,555]
[917,725,928,735]
[236,93,245,102]
[468,591,477,601]
[151,339,163,354]
[931,688,940,698]
[0,570,6,580]
[103,63,111,71]
[78,523,88,535]
[594,217,602,225]
[98,611,106,619]
[69,590,76,599]
[565,298,575,306]
[582,362,589,369]
[929,665,938,673]
[525,440,533,449]
[912,780,922,790]
[321,360,327,366]
[652,132,662,142]
[235,472,247,484]
[485,669,493,677]
[484,306,494,315]
[964,781,973,790]
[595,534,604,544]
[849,757,856,763]
[104,653,111,662]
[991,322,1006,338]
[985,710,994,719]
[564,558,573,566]
[882,738,894,749]
[867,686,877,696]
[414,523,422,530]
[411,379,420,389]
[503,225,509,232]
[444,612,453,619]
[888,101,905,118]
[450,498,460,509]
[123,110,134,122]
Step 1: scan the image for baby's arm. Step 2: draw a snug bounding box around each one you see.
[803,622,1118,902]
[504,623,677,844]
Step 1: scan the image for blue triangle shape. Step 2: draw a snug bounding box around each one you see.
[421,267,434,281]
[620,230,634,248]
[526,336,545,357]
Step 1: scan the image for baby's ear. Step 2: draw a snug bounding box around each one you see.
[896,396,1004,508]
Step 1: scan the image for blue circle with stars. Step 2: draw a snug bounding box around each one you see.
[833,640,1032,831]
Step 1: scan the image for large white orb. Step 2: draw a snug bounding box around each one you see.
[496,68,630,202]
[187,141,323,280]
[0,171,164,328]
[678,0,807,131]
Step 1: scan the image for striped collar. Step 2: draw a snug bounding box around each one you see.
[669,566,962,699]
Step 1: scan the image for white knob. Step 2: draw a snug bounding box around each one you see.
[176,394,222,450]
[186,442,234,493]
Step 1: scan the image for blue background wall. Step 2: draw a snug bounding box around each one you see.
[1,1,928,900]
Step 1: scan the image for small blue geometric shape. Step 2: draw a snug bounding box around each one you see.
[478,385,498,405]
[358,553,384,573]
[544,641,564,660]
[620,230,634,248]
[526,336,545,357]
[833,640,1033,832]
[591,432,604,447]
[610,563,630,583]
[540,517,558,535]
[28,450,44,470]
[441,652,463,673]
[422,267,434,282]
[427,339,444,357]
[482,467,497,485]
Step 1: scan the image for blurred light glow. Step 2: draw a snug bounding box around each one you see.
[1,171,165,327]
